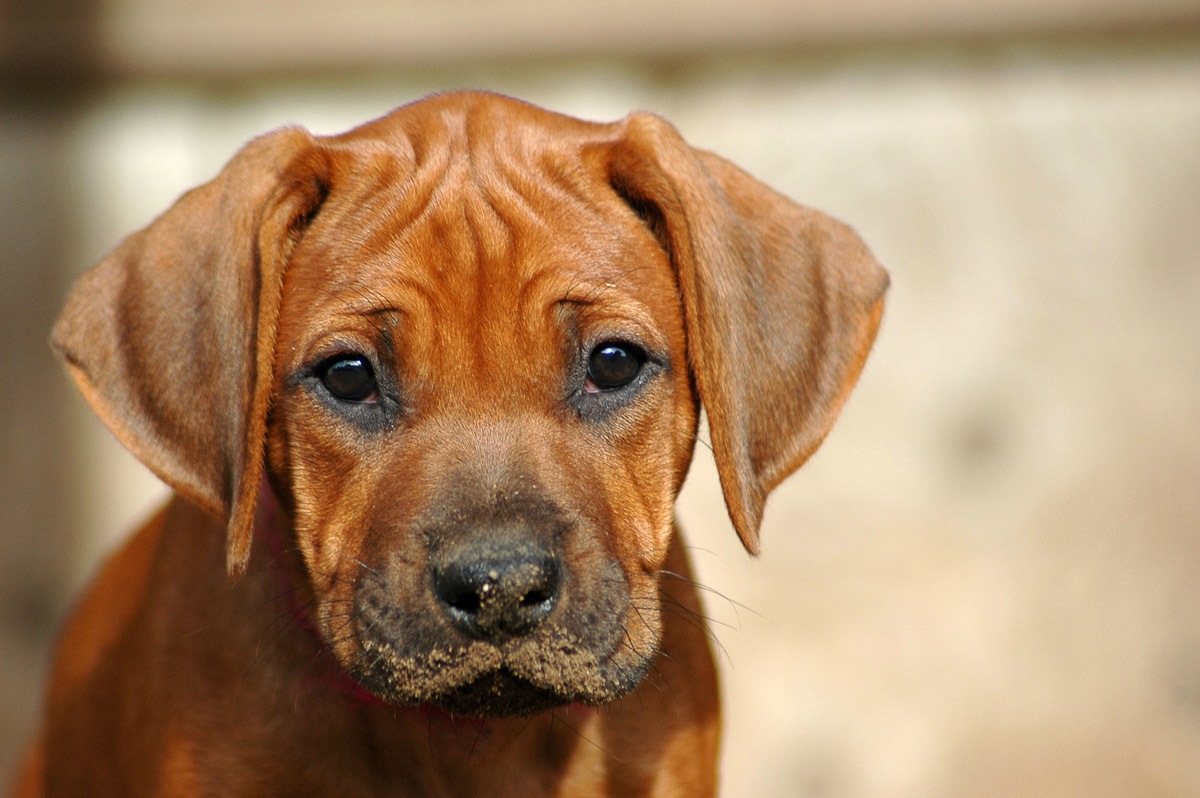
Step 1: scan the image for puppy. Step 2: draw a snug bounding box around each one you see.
[17,91,886,797]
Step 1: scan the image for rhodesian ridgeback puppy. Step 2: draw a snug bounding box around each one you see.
[16,91,886,797]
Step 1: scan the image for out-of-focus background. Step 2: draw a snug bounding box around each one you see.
[4,1,1199,795]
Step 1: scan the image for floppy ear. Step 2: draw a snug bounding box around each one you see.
[604,114,888,555]
[52,127,330,577]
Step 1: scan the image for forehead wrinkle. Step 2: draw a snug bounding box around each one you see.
[344,107,612,286]
[329,110,483,268]
[492,144,608,235]
[566,286,669,349]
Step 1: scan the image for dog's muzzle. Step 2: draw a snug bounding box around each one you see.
[344,496,651,717]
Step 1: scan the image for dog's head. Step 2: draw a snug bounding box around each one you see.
[53,92,887,716]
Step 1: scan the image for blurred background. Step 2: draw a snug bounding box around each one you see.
[3,1,1200,795]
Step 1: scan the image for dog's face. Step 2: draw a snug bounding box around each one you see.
[52,92,887,719]
[268,131,698,713]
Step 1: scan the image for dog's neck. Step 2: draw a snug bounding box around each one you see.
[254,484,390,710]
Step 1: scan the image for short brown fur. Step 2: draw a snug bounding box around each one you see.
[15,92,886,797]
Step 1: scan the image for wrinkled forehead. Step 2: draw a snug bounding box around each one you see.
[277,107,681,357]
[323,97,632,254]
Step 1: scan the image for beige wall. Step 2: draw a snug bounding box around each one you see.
[3,3,1199,794]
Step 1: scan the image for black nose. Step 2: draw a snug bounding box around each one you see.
[432,541,560,639]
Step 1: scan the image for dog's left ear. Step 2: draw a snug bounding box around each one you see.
[602,114,888,555]
[52,128,329,576]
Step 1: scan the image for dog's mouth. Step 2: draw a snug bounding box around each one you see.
[345,621,653,717]
[416,669,572,717]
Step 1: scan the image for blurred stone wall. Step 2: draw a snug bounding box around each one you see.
[3,6,1199,794]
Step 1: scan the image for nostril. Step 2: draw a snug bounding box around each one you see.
[518,559,559,608]
[433,563,490,615]
[440,577,482,615]
[521,588,551,607]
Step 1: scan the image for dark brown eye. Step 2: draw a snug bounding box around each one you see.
[586,342,645,391]
[319,355,378,402]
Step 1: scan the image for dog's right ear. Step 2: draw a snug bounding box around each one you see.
[52,128,330,577]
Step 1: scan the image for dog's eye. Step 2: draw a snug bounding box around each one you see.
[585,342,645,392]
[318,355,378,402]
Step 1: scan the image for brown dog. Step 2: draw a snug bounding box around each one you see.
[16,91,886,797]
